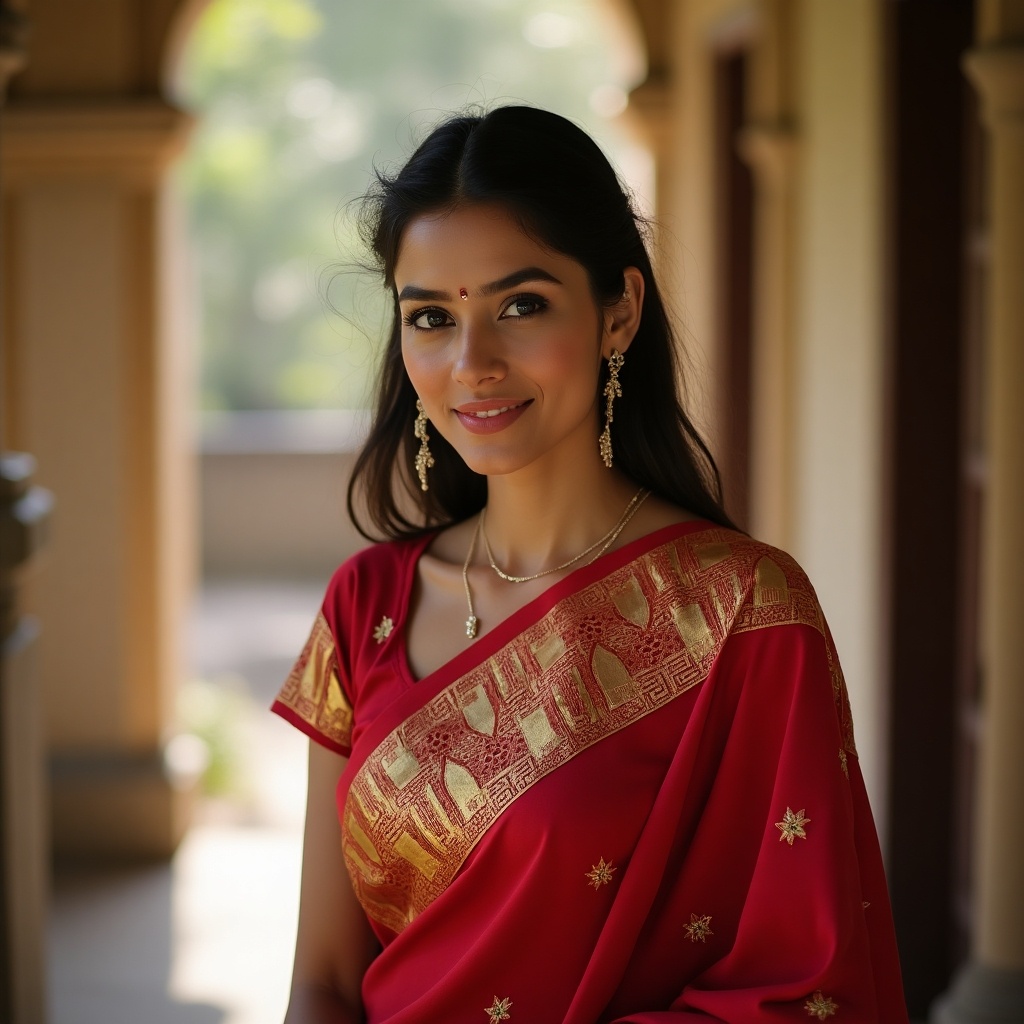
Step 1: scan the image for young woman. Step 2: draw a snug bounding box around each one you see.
[272,106,908,1023]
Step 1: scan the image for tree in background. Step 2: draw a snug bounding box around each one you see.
[176,0,643,412]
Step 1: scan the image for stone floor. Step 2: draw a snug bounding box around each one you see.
[48,580,327,1024]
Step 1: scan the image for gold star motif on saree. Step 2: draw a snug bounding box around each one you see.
[585,857,616,889]
[804,990,838,1019]
[838,748,849,778]
[684,913,713,943]
[373,616,394,644]
[485,996,512,1021]
[776,807,810,845]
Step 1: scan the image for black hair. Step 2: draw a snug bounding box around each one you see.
[346,105,734,539]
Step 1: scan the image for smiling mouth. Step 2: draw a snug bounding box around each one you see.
[453,400,532,433]
[467,403,526,418]
[455,400,530,418]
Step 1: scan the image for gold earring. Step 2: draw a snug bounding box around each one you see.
[414,399,435,491]
[598,350,624,468]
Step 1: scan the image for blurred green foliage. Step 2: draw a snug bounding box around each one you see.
[176,0,639,411]
[176,677,250,798]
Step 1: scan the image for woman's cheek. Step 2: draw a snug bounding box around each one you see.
[401,340,444,395]
[532,329,601,387]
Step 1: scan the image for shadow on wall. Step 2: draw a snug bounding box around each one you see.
[201,410,371,578]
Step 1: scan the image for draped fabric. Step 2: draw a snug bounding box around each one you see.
[272,521,908,1023]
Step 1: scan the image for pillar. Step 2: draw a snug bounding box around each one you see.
[735,0,798,552]
[2,96,199,859]
[738,123,796,551]
[626,0,675,230]
[932,32,1024,1024]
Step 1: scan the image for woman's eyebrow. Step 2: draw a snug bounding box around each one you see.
[397,284,449,302]
[397,266,562,303]
[480,266,562,296]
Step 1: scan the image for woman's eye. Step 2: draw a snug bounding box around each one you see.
[500,295,545,319]
[404,308,453,330]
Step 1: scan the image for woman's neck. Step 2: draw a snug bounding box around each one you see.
[480,462,641,579]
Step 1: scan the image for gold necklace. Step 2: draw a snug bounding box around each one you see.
[481,488,648,583]
[461,516,482,639]
[461,489,650,638]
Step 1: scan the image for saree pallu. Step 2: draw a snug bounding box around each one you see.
[273,521,908,1023]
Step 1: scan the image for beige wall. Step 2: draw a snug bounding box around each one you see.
[199,411,367,578]
[789,0,886,818]
[201,451,362,579]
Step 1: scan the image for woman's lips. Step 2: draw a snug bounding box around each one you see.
[453,400,532,434]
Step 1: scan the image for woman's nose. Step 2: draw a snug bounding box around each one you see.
[451,321,506,387]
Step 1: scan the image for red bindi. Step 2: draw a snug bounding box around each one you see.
[459,287,468,300]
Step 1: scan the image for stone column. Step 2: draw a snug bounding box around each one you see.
[737,121,797,551]
[932,40,1024,1024]
[1,98,200,860]
[728,0,798,550]
[626,0,676,237]
[627,73,673,223]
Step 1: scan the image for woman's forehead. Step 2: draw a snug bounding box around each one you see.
[394,204,577,289]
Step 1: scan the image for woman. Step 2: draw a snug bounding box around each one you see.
[272,106,907,1023]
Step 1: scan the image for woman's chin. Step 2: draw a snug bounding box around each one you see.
[455,455,527,479]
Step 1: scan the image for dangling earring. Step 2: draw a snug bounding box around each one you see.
[414,399,435,491]
[598,350,624,468]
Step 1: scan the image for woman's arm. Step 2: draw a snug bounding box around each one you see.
[284,741,378,1024]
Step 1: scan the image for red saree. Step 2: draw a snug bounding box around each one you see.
[272,521,908,1023]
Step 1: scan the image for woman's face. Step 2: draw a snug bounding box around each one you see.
[395,203,633,481]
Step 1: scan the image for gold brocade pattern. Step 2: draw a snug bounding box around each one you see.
[275,612,353,751]
[342,530,856,933]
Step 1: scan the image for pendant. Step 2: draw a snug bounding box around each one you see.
[465,615,479,639]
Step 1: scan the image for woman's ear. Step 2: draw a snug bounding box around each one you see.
[602,266,645,358]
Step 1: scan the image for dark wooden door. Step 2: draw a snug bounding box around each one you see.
[881,2,977,1014]
[713,48,754,530]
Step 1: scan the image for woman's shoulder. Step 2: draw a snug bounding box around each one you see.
[323,532,435,601]
[647,520,823,630]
